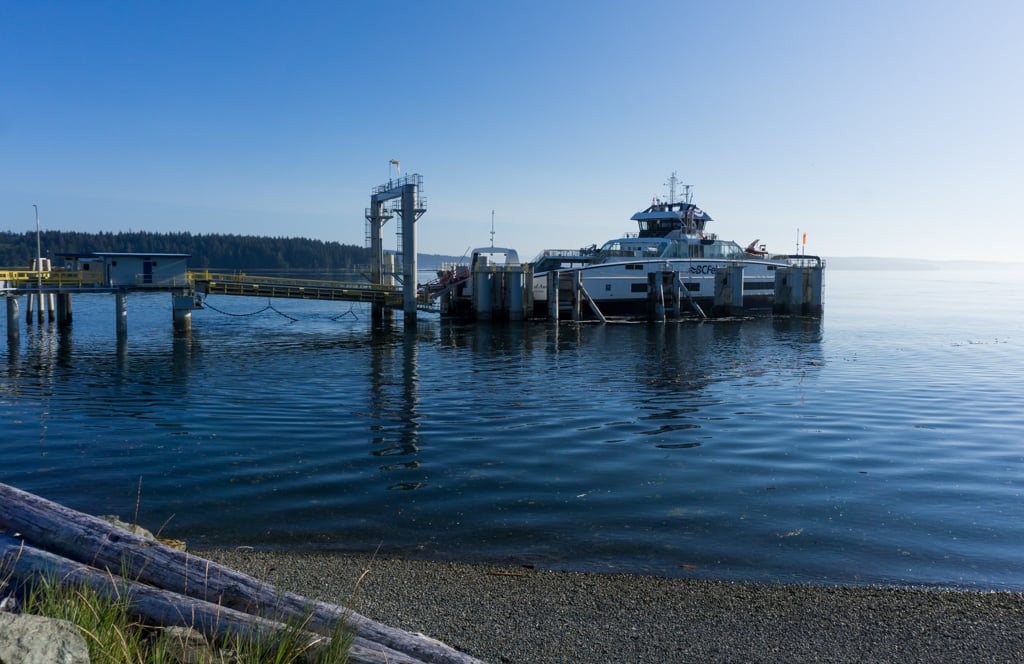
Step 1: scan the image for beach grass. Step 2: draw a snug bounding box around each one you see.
[8,571,353,664]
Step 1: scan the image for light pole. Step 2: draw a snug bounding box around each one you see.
[33,204,43,323]
[33,203,42,295]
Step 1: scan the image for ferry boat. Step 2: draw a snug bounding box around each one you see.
[530,174,821,317]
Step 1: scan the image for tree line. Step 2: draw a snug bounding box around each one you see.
[0,230,373,273]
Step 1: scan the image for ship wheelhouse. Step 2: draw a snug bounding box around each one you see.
[631,200,714,238]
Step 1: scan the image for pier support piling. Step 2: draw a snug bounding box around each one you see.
[6,296,19,343]
[668,273,682,319]
[508,269,524,321]
[115,290,128,337]
[803,265,825,315]
[572,272,583,321]
[56,293,73,328]
[714,265,746,317]
[473,262,492,321]
[774,265,824,315]
[172,292,194,334]
[546,271,559,320]
[774,267,799,315]
[26,293,48,324]
[648,272,666,322]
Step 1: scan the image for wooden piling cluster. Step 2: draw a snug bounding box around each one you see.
[0,483,484,664]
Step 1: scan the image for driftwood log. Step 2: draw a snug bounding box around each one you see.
[0,483,484,664]
[0,538,421,664]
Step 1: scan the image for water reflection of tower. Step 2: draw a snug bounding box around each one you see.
[368,326,423,486]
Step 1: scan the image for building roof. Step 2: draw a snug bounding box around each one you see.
[55,252,191,259]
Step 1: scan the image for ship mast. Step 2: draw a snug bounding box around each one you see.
[665,171,692,205]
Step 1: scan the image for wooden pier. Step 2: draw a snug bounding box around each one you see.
[1,261,409,342]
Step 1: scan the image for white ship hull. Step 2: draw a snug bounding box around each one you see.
[532,257,785,315]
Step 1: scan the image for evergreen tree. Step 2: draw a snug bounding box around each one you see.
[0,230,374,274]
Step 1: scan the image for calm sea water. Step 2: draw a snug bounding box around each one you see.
[2,264,1023,590]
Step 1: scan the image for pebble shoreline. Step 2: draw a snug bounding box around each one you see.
[198,550,1024,663]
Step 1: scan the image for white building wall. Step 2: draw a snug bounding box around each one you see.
[103,256,189,287]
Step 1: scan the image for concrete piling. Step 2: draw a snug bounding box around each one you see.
[6,296,19,343]
[115,291,128,337]
[714,265,746,317]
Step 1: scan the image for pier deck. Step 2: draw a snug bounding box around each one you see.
[190,271,404,306]
[1,269,406,306]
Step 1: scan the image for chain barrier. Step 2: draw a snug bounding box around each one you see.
[203,297,356,323]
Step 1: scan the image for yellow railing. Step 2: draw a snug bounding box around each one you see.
[0,269,408,307]
[0,270,104,287]
[187,271,399,292]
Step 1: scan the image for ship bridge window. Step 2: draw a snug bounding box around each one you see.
[638,219,675,233]
[599,239,667,258]
[663,243,688,258]
[703,242,746,259]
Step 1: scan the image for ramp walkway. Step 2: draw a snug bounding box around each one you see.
[189,271,405,306]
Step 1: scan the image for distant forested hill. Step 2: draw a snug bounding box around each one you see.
[0,230,372,273]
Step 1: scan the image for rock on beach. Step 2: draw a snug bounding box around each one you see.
[0,613,90,664]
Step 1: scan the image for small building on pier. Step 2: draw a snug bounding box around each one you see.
[57,252,191,288]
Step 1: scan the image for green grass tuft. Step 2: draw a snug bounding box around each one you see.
[8,574,352,663]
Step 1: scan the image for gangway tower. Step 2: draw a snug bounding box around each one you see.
[365,174,426,325]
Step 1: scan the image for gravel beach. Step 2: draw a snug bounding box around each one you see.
[198,550,1024,663]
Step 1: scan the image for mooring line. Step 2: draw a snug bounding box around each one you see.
[202,299,273,317]
[265,301,300,322]
[331,308,359,321]
[204,297,357,323]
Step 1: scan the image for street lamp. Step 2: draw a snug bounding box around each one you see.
[33,204,42,289]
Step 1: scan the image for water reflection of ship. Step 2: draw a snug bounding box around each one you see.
[564,316,824,449]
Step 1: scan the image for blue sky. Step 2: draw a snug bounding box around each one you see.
[2,1,1021,262]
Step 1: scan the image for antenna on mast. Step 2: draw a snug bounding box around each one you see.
[490,210,495,247]
[665,171,692,204]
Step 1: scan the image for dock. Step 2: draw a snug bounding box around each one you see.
[3,173,825,341]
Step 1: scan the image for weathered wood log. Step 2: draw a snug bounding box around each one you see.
[0,538,421,664]
[0,483,485,664]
